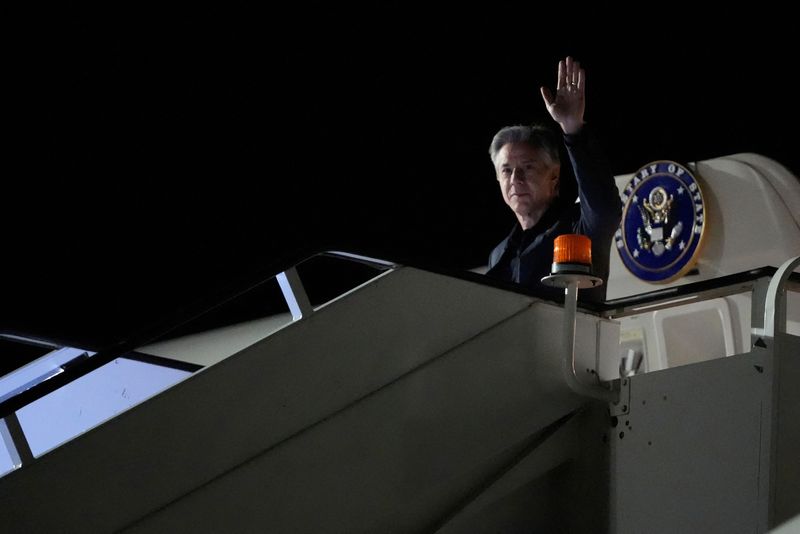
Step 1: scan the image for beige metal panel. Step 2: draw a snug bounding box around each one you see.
[140,313,293,367]
[613,286,799,378]
[654,297,735,367]
[0,267,578,532]
[611,348,773,533]
[774,333,800,526]
[122,304,588,533]
[727,153,800,231]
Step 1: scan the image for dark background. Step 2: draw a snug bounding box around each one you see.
[4,13,798,349]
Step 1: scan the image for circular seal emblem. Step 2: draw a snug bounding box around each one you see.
[615,160,706,283]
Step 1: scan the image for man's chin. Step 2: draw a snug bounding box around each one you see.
[510,200,532,213]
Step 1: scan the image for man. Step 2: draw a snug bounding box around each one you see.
[486,57,621,302]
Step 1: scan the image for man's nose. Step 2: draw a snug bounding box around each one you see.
[511,168,525,182]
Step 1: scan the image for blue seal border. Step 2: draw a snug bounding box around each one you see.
[615,160,707,283]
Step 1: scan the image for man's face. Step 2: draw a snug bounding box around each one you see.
[495,142,560,218]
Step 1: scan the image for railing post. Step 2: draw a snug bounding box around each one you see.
[762,255,800,338]
[277,267,314,320]
[1,413,34,468]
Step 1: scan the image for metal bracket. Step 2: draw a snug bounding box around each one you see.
[609,377,631,416]
[750,276,772,343]
[552,279,618,403]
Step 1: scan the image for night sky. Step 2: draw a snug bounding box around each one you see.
[5,13,798,349]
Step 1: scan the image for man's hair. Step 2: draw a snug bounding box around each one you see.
[488,124,561,167]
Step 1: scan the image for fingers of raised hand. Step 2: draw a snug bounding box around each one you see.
[558,57,584,93]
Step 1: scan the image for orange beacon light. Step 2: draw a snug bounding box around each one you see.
[553,234,591,271]
[542,234,601,285]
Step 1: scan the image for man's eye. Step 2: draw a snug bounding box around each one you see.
[501,169,512,176]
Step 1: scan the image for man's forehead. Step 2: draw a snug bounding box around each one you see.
[498,143,547,164]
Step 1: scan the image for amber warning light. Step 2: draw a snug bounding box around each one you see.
[551,234,592,275]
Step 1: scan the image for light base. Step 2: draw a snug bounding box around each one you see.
[540,273,603,289]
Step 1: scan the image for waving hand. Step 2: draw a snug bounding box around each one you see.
[540,56,586,135]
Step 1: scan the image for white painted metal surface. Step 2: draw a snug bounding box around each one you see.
[0,266,617,532]
[140,313,293,366]
[604,153,800,377]
[15,358,191,458]
[608,153,800,299]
